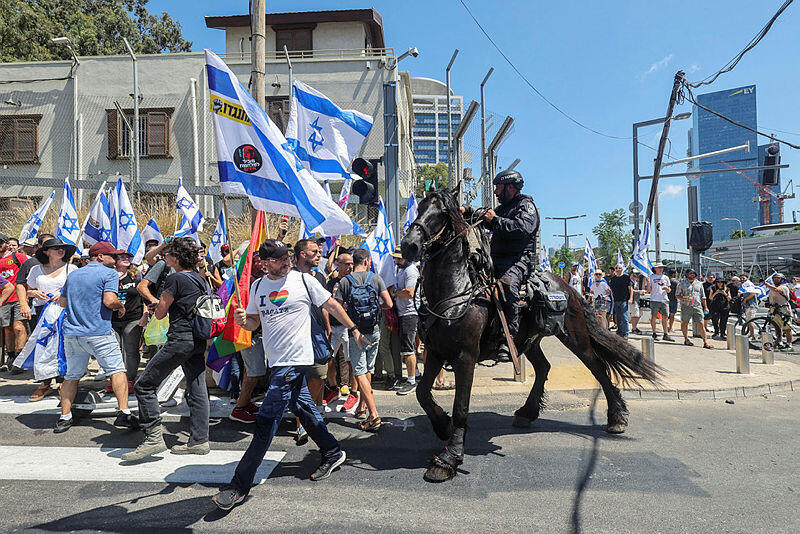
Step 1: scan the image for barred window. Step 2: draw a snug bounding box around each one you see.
[106,108,172,159]
[275,26,313,57]
[0,115,42,164]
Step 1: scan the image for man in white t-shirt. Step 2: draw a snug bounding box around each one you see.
[213,239,367,512]
[647,263,674,341]
[568,263,583,297]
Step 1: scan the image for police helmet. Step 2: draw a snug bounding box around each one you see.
[493,169,524,188]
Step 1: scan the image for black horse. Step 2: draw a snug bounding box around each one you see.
[401,187,661,482]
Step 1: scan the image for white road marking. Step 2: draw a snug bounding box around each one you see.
[0,445,284,484]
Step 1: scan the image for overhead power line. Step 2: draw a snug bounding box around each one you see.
[687,0,794,88]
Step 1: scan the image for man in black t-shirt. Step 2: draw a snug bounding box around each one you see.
[608,264,633,338]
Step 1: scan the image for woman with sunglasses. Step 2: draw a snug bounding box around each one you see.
[589,270,612,328]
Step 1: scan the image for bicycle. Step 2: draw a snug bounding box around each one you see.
[739,306,800,351]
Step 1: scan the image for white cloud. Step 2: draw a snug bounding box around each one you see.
[689,64,701,73]
[639,53,674,80]
[660,184,685,197]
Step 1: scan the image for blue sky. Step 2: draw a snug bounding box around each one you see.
[149,0,800,253]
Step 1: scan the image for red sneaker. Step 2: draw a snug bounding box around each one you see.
[229,406,257,423]
[322,386,340,406]
[103,381,114,395]
[340,392,359,413]
[241,403,259,415]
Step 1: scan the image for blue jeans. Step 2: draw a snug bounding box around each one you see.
[613,301,629,336]
[231,365,340,493]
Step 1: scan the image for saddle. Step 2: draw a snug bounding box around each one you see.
[521,271,569,337]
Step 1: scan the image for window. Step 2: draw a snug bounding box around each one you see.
[267,96,290,133]
[275,26,314,57]
[106,108,172,159]
[0,115,41,164]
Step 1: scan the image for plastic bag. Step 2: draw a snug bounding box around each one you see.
[143,315,169,346]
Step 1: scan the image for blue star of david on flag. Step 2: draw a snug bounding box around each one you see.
[19,190,55,242]
[119,209,136,231]
[177,197,195,210]
[60,212,79,233]
[307,117,325,151]
[36,317,57,347]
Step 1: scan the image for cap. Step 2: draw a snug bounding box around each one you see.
[652,262,665,269]
[773,272,786,280]
[220,244,230,255]
[88,242,125,257]
[21,237,38,247]
[258,239,291,260]
[731,276,741,281]
[389,245,403,258]
[571,262,579,267]
[687,268,697,275]
[706,273,716,278]
[0,232,9,244]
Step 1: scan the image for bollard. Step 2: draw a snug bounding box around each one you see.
[726,323,735,350]
[735,334,750,374]
[514,348,527,383]
[761,332,774,365]
[641,337,655,363]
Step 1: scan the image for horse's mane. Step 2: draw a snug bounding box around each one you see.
[425,189,469,260]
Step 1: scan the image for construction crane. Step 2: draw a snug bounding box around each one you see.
[716,159,795,224]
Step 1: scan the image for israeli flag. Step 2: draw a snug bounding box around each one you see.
[19,191,55,242]
[55,177,81,246]
[539,245,552,272]
[585,237,598,286]
[362,197,396,285]
[204,50,364,237]
[285,79,373,184]
[109,177,144,263]
[208,210,228,264]
[631,220,654,276]
[175,177,205,238]
[402,193,418,237]
[338,178,351,208]
[13,302,66,381]
[142,218,164,245]
[616,249,627,274]
[82,185,112,247]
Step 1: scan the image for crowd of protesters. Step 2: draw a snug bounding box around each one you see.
[565,259,800,351]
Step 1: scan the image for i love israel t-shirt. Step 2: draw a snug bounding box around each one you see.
[246,270,331,367]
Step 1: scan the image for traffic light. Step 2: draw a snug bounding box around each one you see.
[763,143,780,186]
[351,157,380,204]
[687,222,713,252]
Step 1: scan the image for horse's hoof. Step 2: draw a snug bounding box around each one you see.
[424,464,456,483]
[512,415,532,428]
[606,423,627,434]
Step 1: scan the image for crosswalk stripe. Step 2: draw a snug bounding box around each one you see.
[0,445,284,484]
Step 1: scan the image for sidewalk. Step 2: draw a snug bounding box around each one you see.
[375,317,800,401]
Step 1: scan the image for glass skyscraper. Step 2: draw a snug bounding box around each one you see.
[691,84,780,243]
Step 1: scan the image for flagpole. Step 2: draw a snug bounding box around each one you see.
[221,195,242,303]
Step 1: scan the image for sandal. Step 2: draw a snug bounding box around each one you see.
[358,417,382,432]
[433,381,455,390]
[28,384,52,402]
[703,344,713,350]
[684,339,694,346]
[354,409,368,420]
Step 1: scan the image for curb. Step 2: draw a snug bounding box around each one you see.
[561,379,798,401]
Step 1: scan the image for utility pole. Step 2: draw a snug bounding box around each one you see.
[546,214,586,249]
[250,0,266,111]
[480,68,493,206]
[445,49,458,184]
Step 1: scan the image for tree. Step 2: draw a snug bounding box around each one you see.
[592,208,632,269]
[549,245,574,274]
[415,162,450,197]
[730,229,747,240]
[0,0,191,63]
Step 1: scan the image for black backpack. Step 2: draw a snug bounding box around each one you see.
[345,272,380,334]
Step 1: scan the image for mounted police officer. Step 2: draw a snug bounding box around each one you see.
[463,169,539,339]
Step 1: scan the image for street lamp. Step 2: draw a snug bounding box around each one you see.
[632,112,692,261]
[480,68,494,206]
[752,242,776,277]
[722,217,744,273]
[51,37,80,197]
[546,214,587,249]
[445,49,458,184]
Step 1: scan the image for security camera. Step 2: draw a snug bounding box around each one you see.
[408,47,419,58]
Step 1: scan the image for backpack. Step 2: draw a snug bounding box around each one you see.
[345,272,380,334]
[299,273,333,365]
[180,272,226,340]
[790,287,799,310]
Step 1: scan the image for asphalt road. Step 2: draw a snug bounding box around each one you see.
[0,390,797,533]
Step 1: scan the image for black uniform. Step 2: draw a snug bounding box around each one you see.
[467,193,539,337]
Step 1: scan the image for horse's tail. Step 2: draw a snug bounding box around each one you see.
[581,297,662,387]
[545,272,662,387]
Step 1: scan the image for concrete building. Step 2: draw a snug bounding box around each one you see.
[0,8,414,226]
[706,229,800,278]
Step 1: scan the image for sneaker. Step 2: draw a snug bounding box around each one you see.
[384,377,400,391]
[171,441,210,455]
[229,406,257,424]
[310,450,346,481]
[114,411,140,429]
[241,402,259,415]
[632,328,643,335]
[103,381,114,395]
[212,487,247,511]
[662,335,675,342]
[340,393,359,413]
[322,386,340,406]
[396,381,417,396]
[295,425,309,446]
[651,333,658,340]
[53,417,73,434]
